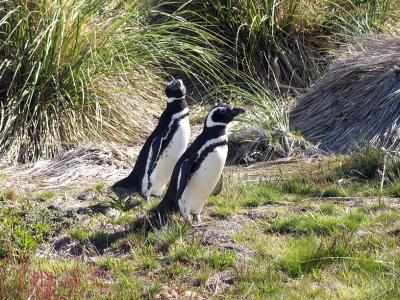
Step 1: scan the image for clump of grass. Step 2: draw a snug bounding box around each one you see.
[169,242,207,265]
[134,246,159,271]
[111,213,136,226]
[208,250,236,271]
[321,186,349,197]
[94,183,108,192]
[343,146,389,180]
[318,203,336,215]
[241,184,283,207]
[0,190,17,201]
[0,205,53,260]
[35,191,55,201]
[1,0,131,161]
[242,196,263,208]
[69,227,90,242]
[267,211,365,235]
[158,0,398,90]
[147,222,190,252]
[1,0,230,162]
[169,242,236,271]
[210,205,237,218]
[208,195,239,218]
[280,179,318,196]
[249,183,283,203]
[388,181,400,197]
[278,235,352,278]
[109,196,135,212]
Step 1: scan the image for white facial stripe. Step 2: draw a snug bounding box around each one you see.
[178,79,186,95]
[206,107,226,127]
[196,135,227,158]
[166,96,185,103]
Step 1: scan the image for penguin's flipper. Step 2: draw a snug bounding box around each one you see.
[148,136,163,175]
[176,158,192,201]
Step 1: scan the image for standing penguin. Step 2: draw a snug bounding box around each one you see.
[112,79,190,200]
[154,104,245,222]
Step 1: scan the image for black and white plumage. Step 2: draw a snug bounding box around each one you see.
[154,104,245,222]
[112,79,190,200]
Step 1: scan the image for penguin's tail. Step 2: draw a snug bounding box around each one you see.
[111,176,138,195]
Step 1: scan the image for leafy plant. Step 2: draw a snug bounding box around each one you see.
[0,205,53,260]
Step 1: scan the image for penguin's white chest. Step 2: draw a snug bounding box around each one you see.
[149,116,190,196]
[179,143,228,217]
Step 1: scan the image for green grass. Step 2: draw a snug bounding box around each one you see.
[147,222,191,251]
[278,235,351,278]
[266,211,365,235]
[208,250,236,271]
[169,243,236,271]
[319,202,336,215]
[0,204,54,260]
[158,0,398,88]
[135,246,159,271]
[94,183,108,192]
[69,227,90,242]
[35,191,55,201]
[1,175,400,298]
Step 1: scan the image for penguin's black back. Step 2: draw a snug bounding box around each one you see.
[112,99,188,196]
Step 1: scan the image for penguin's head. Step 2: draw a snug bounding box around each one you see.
[205,104,246,128]
[165,79,186,102]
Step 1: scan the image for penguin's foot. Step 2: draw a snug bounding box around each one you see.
[192,214,202,223]
[111,183,137,196]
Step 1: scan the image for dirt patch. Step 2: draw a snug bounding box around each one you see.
[226,157,337,183]
[191,215,254,258]
[1,142,334,194]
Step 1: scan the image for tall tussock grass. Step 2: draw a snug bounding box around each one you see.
[0,0,133,162]
[157,0,397,90]
[0,0,237,162]
[1,0,399,162]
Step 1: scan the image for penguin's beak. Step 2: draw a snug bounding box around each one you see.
[167,79,182,90]
[230,107,246,117]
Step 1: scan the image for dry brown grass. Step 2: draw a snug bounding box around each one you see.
[290,36,400,153]
[92,70,164,144]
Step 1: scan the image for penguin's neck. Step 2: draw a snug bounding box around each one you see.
[165,97,187,114]
[203,125,226,138]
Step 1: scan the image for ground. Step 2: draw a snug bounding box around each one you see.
[1,150,400,299]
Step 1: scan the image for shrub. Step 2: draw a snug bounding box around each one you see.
[157,0,398,89]
[0,0,239,162]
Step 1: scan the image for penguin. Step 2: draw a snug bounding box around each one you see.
[154,104,245,223]
[112,79,190,200]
